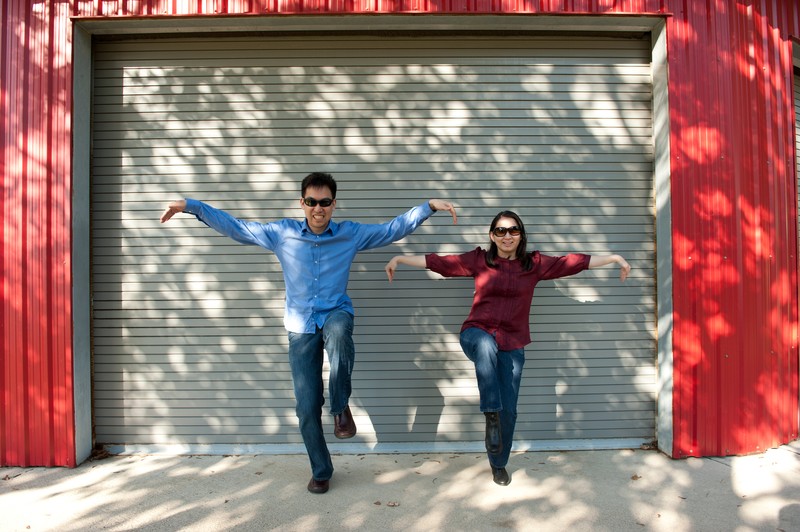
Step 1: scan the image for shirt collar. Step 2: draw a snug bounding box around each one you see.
[301,218,337,236]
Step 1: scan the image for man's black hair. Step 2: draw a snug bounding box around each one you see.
[301,172,337,198]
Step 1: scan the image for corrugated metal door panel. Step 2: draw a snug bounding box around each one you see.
[91,35,655,447]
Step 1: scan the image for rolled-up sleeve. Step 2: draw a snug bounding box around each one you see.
[535,252,591,280]
[426,248,482,278]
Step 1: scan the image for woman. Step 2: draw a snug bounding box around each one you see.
[385,211,630,486]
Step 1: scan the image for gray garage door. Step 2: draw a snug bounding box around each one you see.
[91,34,656,452]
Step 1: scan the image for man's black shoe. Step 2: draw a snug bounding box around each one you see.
[307,478,330,494]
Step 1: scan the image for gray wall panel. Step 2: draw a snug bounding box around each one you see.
[92,35,656,448]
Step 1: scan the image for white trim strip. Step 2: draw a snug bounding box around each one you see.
[105,438,650,456]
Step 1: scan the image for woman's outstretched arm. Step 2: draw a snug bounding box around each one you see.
[385,255,428,282]
[588,254,631,282]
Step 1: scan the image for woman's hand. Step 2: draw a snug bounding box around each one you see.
[588,254,631,282]
[385,257,401,282]
[385,255,427,282]
[616,255,631,282]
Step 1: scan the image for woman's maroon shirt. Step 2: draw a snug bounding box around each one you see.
[426,248,590,350]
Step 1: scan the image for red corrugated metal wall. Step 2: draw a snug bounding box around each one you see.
[668,1,800,457]
[2,0,75,467]
[1,0,799,466]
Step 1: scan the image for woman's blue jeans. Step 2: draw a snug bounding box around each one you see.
[287,310,355,481]
[459,327,525,468]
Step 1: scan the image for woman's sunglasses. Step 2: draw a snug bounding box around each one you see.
[303,197,334,207]
[492,226,522,237]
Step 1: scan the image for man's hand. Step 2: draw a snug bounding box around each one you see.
[160,200,187,223]
[429,199,458,224]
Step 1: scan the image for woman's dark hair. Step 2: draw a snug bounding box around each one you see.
[486,210,532,271]
[301,172,337,198]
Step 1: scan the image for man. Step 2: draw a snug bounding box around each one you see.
[160,172,457,494]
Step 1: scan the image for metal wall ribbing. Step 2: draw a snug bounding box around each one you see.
[90,35,655,449]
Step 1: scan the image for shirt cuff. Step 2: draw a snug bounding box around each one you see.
[184,198,201,215]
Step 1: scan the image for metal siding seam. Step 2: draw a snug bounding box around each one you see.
[763,0,790,453]
[51,0,65,467]
[730,1,755,456]
[730,0,749,457]
[28,1,43,466]
[710,0,725,459]
[750,1,769,456]
[693,0,711,456]
[42,0,55,466]
[20,0,33,468]
[39,0,53,468]
[742,0,763,456]
[763,0,785,453]
[765,0,781,451]
[777,19,799,446]
[26,0,38,467]
[62,0,73,468]
[51,0,74,467]
[6,0,21,466]
[785,6,799,445]
[713,0,734,458]
[794,68,800,444]
[1,0,8,466]
[667,3,698,458]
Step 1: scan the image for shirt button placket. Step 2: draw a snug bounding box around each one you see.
[311,235,321,327]
[499,263,514,337]
[312,236,321,317]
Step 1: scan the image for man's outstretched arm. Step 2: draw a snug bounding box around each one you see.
[160,199,187,223]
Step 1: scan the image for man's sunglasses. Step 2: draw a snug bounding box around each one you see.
[492,226,522,237]
[303,197,334,208]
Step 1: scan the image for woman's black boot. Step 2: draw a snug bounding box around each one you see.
[491,466,511,486]
[484,412,502,454]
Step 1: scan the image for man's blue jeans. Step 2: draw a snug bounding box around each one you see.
[459,327,525,468]
[287,310,355,481]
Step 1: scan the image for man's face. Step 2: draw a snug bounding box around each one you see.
[300,185,336,234]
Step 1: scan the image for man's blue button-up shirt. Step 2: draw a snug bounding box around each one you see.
[184,198,435,334]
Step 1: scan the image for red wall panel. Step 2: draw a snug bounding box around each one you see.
[2,0,75,467]
[1,0,799,465]
[667,0,799,457]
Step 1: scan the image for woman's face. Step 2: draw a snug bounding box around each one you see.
[490,216,522,259]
